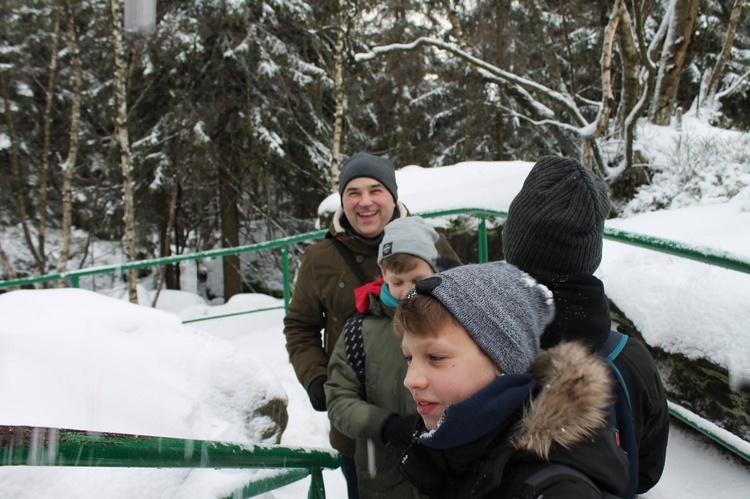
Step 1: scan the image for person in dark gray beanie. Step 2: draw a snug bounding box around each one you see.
[502,155,611,279]
[502,155,669,495]
[339,152,398,203]
[393,261,630,498]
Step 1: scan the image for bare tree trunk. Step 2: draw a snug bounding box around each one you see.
[0,240,17,281]
[703,0,745,105]
[151,173,180,307]
[111,0,138,303]
[40,8,62,276]
[528,0,570,95]
[649,0,700,125]
[0,67,45,274]
[330,0,346,193]
[57,0,83,284]
[220,161,241,302]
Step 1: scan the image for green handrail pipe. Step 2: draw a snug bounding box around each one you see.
[0,425,338,498]
[1,208,748,294]
[667,403,750,462]
[0,425,340,469]
[603,227,750,274]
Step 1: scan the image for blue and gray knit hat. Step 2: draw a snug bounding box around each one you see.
[411,262,555,375]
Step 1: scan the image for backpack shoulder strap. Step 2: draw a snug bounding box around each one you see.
[597,330,631,410]
[326,232,368,285]
[597,330,638,499]
[515,463,619,499]
[342,314,367,386]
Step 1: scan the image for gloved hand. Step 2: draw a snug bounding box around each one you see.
[307,376,328,411]
[380,413,419,449]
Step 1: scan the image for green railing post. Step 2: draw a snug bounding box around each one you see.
[70,276,80,288]
[477,213,488,263]
[281,246,291,314]
[308,467,326,499]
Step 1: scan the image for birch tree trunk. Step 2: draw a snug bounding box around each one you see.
[330,0,347,194]
[649,0,700,125]
[111,0,139,303]
[40,8,62,277]
[57,0,83,284]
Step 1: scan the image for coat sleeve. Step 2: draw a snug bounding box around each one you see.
[325,319,394,442]
[283,248,328,390]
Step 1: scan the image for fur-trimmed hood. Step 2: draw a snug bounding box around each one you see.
[512,341,613,459]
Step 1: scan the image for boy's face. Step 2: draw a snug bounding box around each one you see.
[401,322,500,430]
[342,177,396,238]
[380,259,435,300]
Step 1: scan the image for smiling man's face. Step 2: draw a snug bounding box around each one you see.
[341,177,396,238]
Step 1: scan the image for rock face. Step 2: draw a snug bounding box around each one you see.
[251,397,289,444]
[610,302,750,442]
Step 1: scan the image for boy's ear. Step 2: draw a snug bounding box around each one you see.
[378,264,386,278]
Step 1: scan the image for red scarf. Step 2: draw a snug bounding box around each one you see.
[354,278,385,313]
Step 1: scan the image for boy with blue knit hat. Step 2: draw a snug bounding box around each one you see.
[325,216,458,499]
[502,156,668,495]
[393,261,630,498]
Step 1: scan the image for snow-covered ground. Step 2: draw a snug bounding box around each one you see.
[1,116,749,497]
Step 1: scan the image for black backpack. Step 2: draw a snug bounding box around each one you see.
[510,463,622,499]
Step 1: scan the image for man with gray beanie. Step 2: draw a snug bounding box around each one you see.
[283,152,458,498]
[393,262,629,498]
[503,155,669,495]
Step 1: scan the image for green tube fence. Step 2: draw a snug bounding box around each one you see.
[0,425,339,498]
[1,207,749,474]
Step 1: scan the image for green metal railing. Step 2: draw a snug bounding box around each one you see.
[0,425,339,498]
[1,207,749,490]
[2,207,746,299]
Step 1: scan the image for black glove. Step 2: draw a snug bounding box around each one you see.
[380,413,418,449]
[307,376,328,411]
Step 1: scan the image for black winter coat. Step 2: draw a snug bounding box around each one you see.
[398,343,630,498]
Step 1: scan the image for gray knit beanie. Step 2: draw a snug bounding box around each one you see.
[378,217,439,269]
[338,152,398,203]
[503,156,611,279]
[411,262,555,374]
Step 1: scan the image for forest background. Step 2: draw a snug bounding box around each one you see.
[1,0,749,303]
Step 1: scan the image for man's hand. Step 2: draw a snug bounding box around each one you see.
[307,376,328,411]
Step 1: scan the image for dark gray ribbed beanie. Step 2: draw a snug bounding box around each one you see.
[503,156,611,279]
[338,152,398,203]
[412,262,555,375]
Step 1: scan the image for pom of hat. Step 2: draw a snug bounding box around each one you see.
[378,217,439,268]
[413,262,555,375]
[338,152,398,203]
[502,156,611,279]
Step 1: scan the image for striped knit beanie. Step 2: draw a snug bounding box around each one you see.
[411,262,555,375]
[503,156,611,279]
